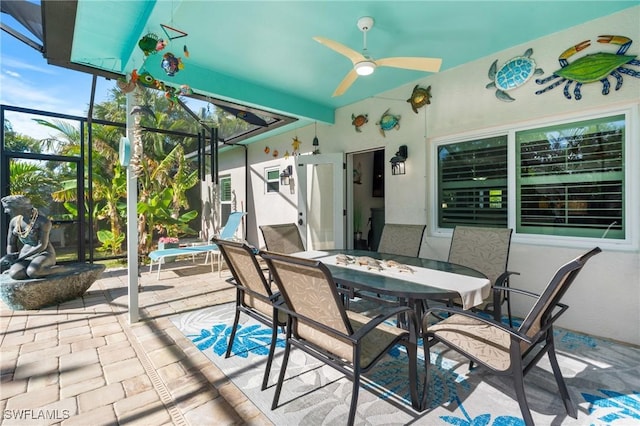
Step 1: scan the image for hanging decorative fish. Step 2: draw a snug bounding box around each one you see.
[138,33,166,56]
[160,52,184,76]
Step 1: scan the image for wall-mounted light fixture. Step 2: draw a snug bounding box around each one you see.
[390,145,407,175]
[280,165,293,185]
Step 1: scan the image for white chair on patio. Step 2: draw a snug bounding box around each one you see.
[148,211,246,279]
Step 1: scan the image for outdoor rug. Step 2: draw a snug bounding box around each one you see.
[170,302,640,425]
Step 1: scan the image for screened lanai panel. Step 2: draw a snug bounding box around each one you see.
[3,110,82,156]
[7,157,81,262]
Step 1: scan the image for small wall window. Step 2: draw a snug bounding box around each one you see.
[516,114,624,239]
[265,167,280,193]
[437,135,508,228]
[220,175,232,223]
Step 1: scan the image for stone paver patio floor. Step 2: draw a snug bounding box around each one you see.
[1,259,271,426]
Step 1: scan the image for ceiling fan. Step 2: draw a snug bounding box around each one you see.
[313,16,442,97]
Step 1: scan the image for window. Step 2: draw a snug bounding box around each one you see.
[265,167,279,193]
[220,175,232,223]
[516,114,624,239]
[435,109,633,246]
[437,135,508,228]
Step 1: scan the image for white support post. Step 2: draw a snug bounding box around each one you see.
[126,92,139,323]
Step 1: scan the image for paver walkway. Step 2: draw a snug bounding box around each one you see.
[1,260,272,425]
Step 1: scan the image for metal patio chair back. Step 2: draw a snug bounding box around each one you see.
[213,238,286,390]
[261,250,420,426]
[421,247,601,425]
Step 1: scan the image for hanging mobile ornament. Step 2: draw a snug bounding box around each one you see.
[160,24,188,41]
[161,52,183,76]
[138,33,166,56]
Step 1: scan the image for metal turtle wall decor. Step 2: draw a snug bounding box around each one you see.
[535,35,640,100]
[351,113,368,132]
[406,85,432,113]
[376,109,400,137]
[486,48,543,102]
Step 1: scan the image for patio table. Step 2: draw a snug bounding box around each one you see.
[293,249,491,323]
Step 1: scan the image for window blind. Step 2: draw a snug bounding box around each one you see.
[516,115,624,239]
[438,136,508,228]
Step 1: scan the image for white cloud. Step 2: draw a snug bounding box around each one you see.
[0,70,88,114]
[5,70,21,78]
[1,56,56,75]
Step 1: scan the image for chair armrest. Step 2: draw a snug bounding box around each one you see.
[494,270,520,287]
[352,305,417,341]
[493,285,541,299]
[269,292,282,303]
[526,302,569,344]
[424,305,534,345]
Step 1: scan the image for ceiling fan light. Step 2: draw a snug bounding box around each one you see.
[355,60,376,76]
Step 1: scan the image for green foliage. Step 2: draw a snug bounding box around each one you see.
[7,85,206,259]
[96,230,126,256]
[7,161,58,208]
[137,187,199,248]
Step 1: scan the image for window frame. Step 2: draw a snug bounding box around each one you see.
[431,104,638,251]
[265,166,280,194]
[436,134,508,229]
[220,175,232,204]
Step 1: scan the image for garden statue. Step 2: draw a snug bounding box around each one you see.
[1,195,56,280]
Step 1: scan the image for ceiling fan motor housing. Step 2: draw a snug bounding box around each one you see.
[355,60,376,76]
[357,16,374,32]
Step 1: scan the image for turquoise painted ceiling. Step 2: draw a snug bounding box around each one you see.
[68,1,637,125]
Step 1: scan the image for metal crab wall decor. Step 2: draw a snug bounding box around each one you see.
[535,35,640,100]
[406,85,432,113]
[486,48,543,102]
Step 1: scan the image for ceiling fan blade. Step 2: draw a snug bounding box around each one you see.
[313,36,366,64]
[376,57,442,73]
[333,69,359,97]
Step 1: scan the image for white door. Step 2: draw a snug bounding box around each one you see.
[296,153,345,250]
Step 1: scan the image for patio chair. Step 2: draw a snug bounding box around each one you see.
[447,226,515,324]
[213,238,287,390]
[261,251,420,426]
[377,224,426,257]
[421,247,601,425]
[363,223,425,304]
[148,211,245,279]
[259,223,305,254]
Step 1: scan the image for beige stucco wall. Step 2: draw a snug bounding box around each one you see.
[219,6,640,345]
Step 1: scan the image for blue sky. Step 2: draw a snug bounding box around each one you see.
[1,11,114,139]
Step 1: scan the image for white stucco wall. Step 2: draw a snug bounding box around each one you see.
[219,7,640,344]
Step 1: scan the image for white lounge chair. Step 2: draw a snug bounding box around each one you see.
[148,212,246,279]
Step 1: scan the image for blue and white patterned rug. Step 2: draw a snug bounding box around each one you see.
[170,302,640,425]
